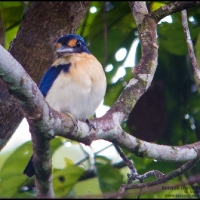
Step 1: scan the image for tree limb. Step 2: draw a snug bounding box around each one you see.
[151,1,200,23]
[0,0,198,176]
[0,39,199,196]
[181,9,200,86]
[0,1,200,198]
[106,157,200,198]
[0,0,198,168]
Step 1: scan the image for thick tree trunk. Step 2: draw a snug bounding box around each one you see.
[0,1,91,150]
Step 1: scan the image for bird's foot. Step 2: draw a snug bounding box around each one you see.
[66,112,78,126]
[86,119,96,132]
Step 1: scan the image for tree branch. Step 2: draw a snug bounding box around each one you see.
[108,1,158,123]
[0,1,200,198]
[181,9,200,86]
[0,0,198,174]
[134,173,200,197]
[151,1,200,23]
[0,41,199,196]
[106,157,200,199]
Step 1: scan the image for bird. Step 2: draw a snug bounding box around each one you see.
[23,34,107,178]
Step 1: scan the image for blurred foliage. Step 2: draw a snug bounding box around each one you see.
[0,1,200,199]
[95,155,124,193]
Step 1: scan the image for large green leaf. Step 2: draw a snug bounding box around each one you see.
[53,165,84,198]
[0,1,24,49]
[0,137,68,198]
[0,1,24,30]
[0,141,32,198]
[158,21,188,56]
[5,25,19,49]
[95,155,124,194]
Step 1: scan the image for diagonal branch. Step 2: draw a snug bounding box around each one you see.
[0,1,200,198]
[106,157,200,199]
[108,1,158,123]
[0,2,199,185]
[0,41,199,169]
[181,9,200,86]
[151,1,200,23]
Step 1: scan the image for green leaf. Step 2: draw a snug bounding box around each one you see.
[150,2,166,12]
[0,141,33,198]
[5,25,19,50]
[0,2,24,30]
[53,165,84,198]
[158,22,188,56]
[95,155,124,194]
[63,157,74,167]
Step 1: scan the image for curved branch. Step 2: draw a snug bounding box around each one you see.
[0,44,199,163]
[108,1,158,123]
[0,1,199,170]
[0,1,200,198]
[151,1,200,23]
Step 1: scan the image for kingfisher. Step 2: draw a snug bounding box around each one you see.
[23,34,107,177]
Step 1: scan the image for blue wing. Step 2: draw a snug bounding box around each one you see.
[39,63,71,97]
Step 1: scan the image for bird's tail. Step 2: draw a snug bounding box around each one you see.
[23,155,35,178]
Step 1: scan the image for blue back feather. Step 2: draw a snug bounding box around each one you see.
[39,63,71,97]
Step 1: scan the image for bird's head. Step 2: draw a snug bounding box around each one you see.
[55,34,91,57]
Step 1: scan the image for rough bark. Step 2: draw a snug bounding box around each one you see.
[0,1,200,198]
[151,1,200,23]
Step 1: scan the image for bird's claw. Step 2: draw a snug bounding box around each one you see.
[86,119,96,132]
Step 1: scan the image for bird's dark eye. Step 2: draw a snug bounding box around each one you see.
[76,40,81,47]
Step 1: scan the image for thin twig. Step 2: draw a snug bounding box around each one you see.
[107,158,199,199]
[75,143,113,166]
[103,1,108,69]
[113,144,137,179]
[151,1,200,23]
[181,9,200,86]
